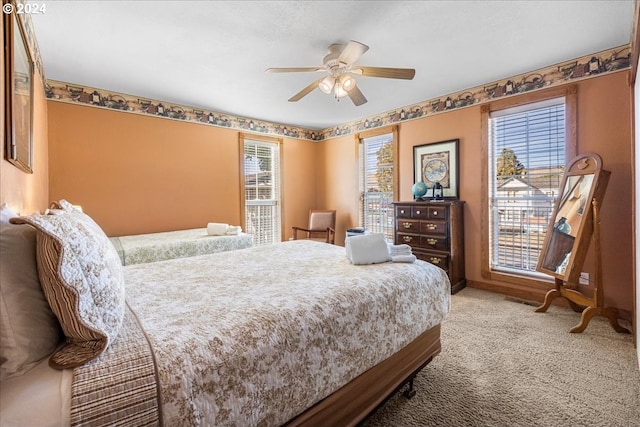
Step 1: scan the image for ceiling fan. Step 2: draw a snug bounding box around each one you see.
[266,40,415,106]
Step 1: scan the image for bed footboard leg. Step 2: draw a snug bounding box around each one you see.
[403,378,416,399]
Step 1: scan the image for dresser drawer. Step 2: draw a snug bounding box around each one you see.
[416,252,449,272]
[396,233,420,245]
[411,206,428,219]
[428,206,447,219]
[420,235,449,251]
[397,219,420,232]
[395,205,412,218]
[420,220,447,235]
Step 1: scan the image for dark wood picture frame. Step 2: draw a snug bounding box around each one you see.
[413,138,459,199]
[4,5,34,173]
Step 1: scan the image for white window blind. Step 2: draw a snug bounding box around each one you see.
[243,139,281,246]
[488,98,565,275]
[359,133,394,241]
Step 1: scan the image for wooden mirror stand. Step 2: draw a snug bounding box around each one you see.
[534,153,630,334]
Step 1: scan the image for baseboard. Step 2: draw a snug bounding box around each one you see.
[467,280,633,323]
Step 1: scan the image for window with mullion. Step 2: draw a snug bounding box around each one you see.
[488,98,566,276]
[358,129,397,241]
[242,137,282,246]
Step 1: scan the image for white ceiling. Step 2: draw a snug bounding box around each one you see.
[29,0,634,130]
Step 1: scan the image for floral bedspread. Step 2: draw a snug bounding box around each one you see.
[109,228,253,265]
[77,240,450,426]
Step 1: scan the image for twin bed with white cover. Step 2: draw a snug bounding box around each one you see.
[109,227,253,265]
[0,201,450,426]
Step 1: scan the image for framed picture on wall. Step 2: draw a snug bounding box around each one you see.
[3,6,34,173]
[413,139,459,199]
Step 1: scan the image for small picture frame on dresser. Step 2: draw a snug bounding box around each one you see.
[413,139,459,199]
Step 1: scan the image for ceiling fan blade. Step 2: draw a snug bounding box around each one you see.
[348,85,367,106]
[338,40,369,65]
[352,66,416,80]
[288,79,322,102]
[266,67,324,73]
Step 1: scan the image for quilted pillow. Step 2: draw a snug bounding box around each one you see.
[11,208,125,369]
[0,223,62,379]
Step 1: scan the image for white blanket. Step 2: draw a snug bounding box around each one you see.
[345,233,391,265]
[206,222,229,235]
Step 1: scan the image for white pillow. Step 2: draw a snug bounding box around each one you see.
[11,207,125,369]
[0,203,18,224]
[0,223,62,380]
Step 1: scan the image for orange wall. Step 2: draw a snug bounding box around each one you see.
[315,134,358,246]
[0,22,49,215]
[32,63,636,315]
[47,102,318,237]
[318,72,634,314]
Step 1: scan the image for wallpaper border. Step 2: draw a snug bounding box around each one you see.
[44,44,630,142]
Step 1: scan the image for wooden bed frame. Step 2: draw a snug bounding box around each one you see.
[285,323,442,426]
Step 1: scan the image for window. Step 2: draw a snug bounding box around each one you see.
[488,98,566,276]
[240,135,282,246]
[357,127,398,241]
[482,85,577,284]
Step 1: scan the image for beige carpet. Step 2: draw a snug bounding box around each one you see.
[363,287,639,427]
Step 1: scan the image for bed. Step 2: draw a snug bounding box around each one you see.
[0,201,450,426]
[109,227,253,265]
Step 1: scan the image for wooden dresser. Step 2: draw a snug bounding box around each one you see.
[393,200,466,293]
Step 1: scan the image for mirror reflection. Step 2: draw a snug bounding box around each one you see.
[540,173,594,274]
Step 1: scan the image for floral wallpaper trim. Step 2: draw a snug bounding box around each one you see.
[44,44,630,142]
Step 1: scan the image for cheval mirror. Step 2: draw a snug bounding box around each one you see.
[535,152,629,334]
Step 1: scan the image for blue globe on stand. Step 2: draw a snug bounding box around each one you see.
[412,181,428,200]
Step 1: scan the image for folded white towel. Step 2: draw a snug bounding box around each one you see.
[391,254,417,263]
[388,243,413,255]
[225,225,242,235]
[207,222,229,235]
[346,233,391,265]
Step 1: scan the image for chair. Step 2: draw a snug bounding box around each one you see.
[292,210,336,244]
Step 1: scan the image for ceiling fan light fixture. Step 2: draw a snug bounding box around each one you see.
[269,40,411,106]
[318,76,335,94]
[334,84,348,99]
[338,74,356,92]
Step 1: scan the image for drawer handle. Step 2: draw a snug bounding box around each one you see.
[402,236,413,243]
[430,257,441,264]
[403,222,412,229]
[433,211,438,216]
[427,238,437,245]
[416,210,421,215]
[400,209,405,214]
[427,224,437,230]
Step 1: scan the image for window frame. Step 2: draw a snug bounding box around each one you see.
[355,125,399,240]
[239,133,284,245]
[480,85,577,288]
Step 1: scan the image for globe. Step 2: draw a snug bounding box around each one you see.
[412,181,428,199]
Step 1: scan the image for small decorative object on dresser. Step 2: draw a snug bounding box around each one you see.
[432,182,444,201]
[393,200,465,293]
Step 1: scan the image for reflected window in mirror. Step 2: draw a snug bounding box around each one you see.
[544,174,595,275]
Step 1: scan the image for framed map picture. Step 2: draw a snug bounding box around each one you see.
[413,139,459,199]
